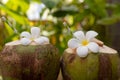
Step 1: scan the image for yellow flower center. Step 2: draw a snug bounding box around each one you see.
[81,40,89,46]
[30,37,34,40]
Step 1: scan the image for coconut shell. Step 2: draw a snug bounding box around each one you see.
[61,45,120,80]
[0,41,60,80]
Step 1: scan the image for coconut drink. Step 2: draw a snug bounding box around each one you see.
[61,30,120,80]
[0,27,60,80]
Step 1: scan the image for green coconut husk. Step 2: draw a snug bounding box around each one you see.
[61,45,120,80]
[0,41,60,80]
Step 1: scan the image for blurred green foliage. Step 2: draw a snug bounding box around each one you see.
[0,0,120,53]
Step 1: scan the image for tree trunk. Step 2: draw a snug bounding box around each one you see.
[0,41,60,80]
[61,45,120,80]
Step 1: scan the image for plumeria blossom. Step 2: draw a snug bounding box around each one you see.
[1,0,8,4]
[26,2,45,21]
[68,30,99,57]
[20,27,49,45]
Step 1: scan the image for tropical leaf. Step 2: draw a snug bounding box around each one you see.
[41,0,60,9]
[85,0,107,18]
[74,9,90,23]
[52,5,79,17]
[97,15,120,25]
[6,0,29,13]
[0,4,29,25]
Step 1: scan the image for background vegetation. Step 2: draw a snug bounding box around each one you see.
[0,0,120,53]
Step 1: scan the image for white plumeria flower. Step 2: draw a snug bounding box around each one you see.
[26,2,45,20]
[1,0,8,4]
[68,30,99,57]
[20,27,49,45]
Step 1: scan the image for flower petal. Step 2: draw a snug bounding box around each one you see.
[39,3,46,11]
[86,31,98,41]
[31,27,40,38]
[76,46,88,57]
[27,12,40,21]
[20,38,31,45]
[20,32,31,38]
[29,2,41,12]
[41,36,49,43]
[73,31,85,42]
[87,42,99,53]
[34,36,49,45]
[68,38,80,49]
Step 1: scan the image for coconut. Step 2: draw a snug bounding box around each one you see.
[61,45,120,80]
[0,41,60,80]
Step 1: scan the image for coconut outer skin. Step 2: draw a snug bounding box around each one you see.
[61,46,120,80]
[0,41,60,80]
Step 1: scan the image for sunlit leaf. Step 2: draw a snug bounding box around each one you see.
[0,4,29,25]
[0,21,8,49]
[6,0,29,13]
[4,23,14,35]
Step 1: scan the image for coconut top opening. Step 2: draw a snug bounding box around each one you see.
[5,41,118,54]
[65,45,117,54]
[5,40,49,46]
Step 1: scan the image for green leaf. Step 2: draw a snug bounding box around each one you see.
[97,15,120,25]
[4,23,14,35]
[41,0,60,9]
[0,4,29,25]
[52,5,79,17]
[6,0,29,13]
[85,0,107,18]
[74,9,90,23]
[112,3,120,15]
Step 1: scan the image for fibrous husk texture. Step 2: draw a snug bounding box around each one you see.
[0,44,60,80]
[61,50,120,80]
